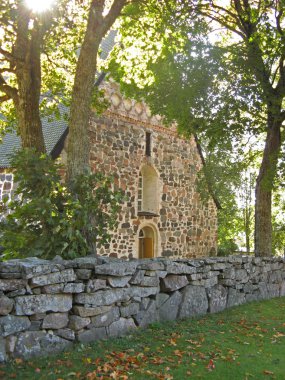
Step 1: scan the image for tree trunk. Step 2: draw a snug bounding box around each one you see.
[66,0,126,183]
[254,111,282,256]
[66,13,101,181]
[244,208,251,253]
[17,65,45,152]
[15,6,45,153]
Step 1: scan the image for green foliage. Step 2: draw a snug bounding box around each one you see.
[90,87,110,114]
[110,0,285,255]
[0,0,89,134]
[272,194,285,255]
[0,149,123,260]
[217,239,239,257]
[272,220,285,256]
[196,145,253,253]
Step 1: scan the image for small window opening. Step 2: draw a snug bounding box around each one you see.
[138,172,143,212]
[145,132,151,157]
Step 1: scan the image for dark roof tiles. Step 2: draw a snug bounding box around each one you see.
[0,106,68,168]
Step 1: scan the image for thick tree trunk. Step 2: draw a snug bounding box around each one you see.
[17,69,45,152]
[66,0,126,183]
[254,112,282,256]
[66,13,101,181]
[15,6,45,153]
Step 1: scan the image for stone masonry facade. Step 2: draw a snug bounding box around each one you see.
[0,171,14,222]
[0,172,14,205]
[85,81,217,258]
[0,255,285,362]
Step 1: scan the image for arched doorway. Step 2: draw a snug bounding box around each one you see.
[139,226,155,258]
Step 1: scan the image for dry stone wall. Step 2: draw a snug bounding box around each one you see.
[1,255,285,362]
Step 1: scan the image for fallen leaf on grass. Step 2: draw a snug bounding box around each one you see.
[56,359,74,368]
[151,357,165,365]
[168,338,177,346]
[272,332,285,338]
[110,370,123,379]
[263,370,274,375]
[206,359,215,371]
[153,373,174,380]
[85,371,97,380]
[173,350,184,358]
[162,374,174,380]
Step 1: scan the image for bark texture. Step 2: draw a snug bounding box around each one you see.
[66,0,127,182]
[255,112,282,256]
[14,4,46,153]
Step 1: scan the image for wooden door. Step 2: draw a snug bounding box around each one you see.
[143,237,153,258]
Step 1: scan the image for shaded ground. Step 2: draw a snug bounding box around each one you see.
[1,297,285,379]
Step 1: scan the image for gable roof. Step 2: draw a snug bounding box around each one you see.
[0,30,117,169]
[0,104,69,168]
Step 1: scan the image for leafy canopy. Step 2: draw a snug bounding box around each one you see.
[108,0,285,254]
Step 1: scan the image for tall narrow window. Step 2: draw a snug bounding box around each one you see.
[138,172,143,211]
[145,132,151,157]
[138,165,159,215]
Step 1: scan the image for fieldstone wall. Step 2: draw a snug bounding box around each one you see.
[1,255,284,362]
[0,172,14,201]
[0,171,14,222]
[85,80,217,258]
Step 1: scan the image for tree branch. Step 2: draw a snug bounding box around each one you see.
[0,74,18,105]
[0,94,10,103]
[197,9,245,39]
[102,0,128,37]
[275,56,285,97]
[275,2,284,36]
[0,67,15,75]
[0,46,15,63]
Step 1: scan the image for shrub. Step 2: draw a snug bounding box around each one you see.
[217,239,239,257]
[0,149,123,260]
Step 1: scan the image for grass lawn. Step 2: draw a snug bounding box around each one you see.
[1,297,285,380]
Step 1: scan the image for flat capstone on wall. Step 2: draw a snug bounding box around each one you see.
[0,255,285,362]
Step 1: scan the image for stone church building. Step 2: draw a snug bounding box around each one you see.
[0,35,218,259]
[85,80,217,258]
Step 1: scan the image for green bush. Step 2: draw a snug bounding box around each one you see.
[217,239,239,256]
[0,149,123,260]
